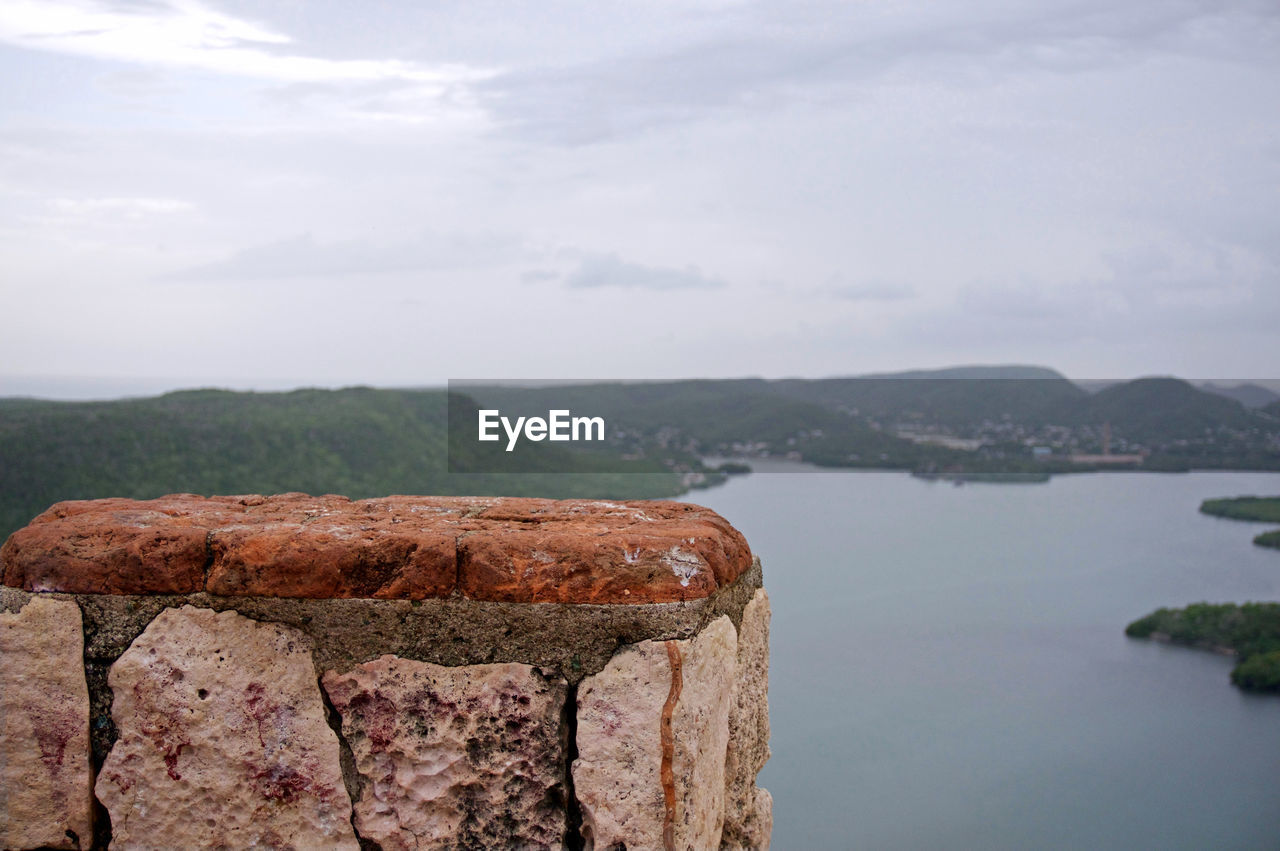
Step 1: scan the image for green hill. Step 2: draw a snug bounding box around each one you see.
[1199,382,1280,409]
[857,365,1068,381]
[0,387,686,542]
[1062,377,1259,442]
[464,373,1280,472]
[1050,378,1280,469]
[6,369,1280,540]
[458,380,952,467]
[766,374,1087,427]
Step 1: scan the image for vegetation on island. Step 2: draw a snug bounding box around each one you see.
[1125,603,1280,692]
[1200,496,1280,552]
[1232,650,1280,690]
[1200,496,1280,523]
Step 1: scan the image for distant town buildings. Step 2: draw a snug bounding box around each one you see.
[1065,452,1145,466]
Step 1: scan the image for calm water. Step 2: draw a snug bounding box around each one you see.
[691,464,1280,850]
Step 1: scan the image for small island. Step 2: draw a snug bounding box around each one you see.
[1199,496,1280,523]
[1125,603,1280,692]
[1199,496,1280,549]
[1255,529,1280,550]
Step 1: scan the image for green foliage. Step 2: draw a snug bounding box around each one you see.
[1198,496,1280,552]
[1125,602,1280,692]
[1200,496,1280,523]
[462,375,1280,474]
[1231,650,1280,691]
[466,381,852,446]
[0,388,686,541]
[1064,378,1260,442]
[462,380,967,469]
[768,375,1087,428]
[5,374,1280,542]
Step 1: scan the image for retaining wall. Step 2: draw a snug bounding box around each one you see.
[0,493,771,850]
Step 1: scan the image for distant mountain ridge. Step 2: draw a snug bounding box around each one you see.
[5,367,1279,542]
[460,370,1280,470]
[854,365,1068,381]
[1198,382,1280,409]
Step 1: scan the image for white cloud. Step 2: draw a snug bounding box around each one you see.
[49,196,194,216]
[165,231,529,281]
[0,0,488,88]
[2,0,1278,384]
[521,269,560,284]
[828,281,917,302]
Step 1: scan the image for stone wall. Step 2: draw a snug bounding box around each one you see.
[0,494,771,850]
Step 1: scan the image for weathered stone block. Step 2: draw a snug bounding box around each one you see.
[574,615,737,850]
[2,494,753,603]
[0,498,211,594]
[95,606,358,849]
[323,656,568,850]
[722,588,772,850]
[0,596,93,850]
[0,492,770,848]
[206,521,455,599]
[458,499,752,603]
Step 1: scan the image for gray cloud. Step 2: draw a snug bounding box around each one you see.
[828,282,917,302]
[479,0,1278,144]
[563,252,725,291]
[2,0,1278,387]
[520,268,560,284]
[165,231,527,281]
[907,267,1280,355]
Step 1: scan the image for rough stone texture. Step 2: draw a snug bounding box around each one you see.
[323,657,568,850]
[0,497,211,594]
[0,596,93,850]
[722,588,773,850]
[70,558,763,680]
[0,560,760,772]
[1,494,752,603]
[206,496,456,599]
[0,494,771,849]
[458,499,752,603]
[574,615,737,851]
[671,616,738,848]
[95,606,358,849]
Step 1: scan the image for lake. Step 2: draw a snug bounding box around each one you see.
[691,464,1280,850]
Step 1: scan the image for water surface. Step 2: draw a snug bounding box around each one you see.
[692,466,1280,849]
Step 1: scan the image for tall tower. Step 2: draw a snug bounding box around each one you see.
[1102,421,1111,456]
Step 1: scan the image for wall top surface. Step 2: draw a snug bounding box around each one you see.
[1,493,752,604]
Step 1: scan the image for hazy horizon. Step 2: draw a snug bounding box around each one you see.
[4,369,1280,403]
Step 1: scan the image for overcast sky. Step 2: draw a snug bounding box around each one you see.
[2,0,1278,397]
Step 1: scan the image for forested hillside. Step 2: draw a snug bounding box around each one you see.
[0,388,685,540]
[5,370,1280,540]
